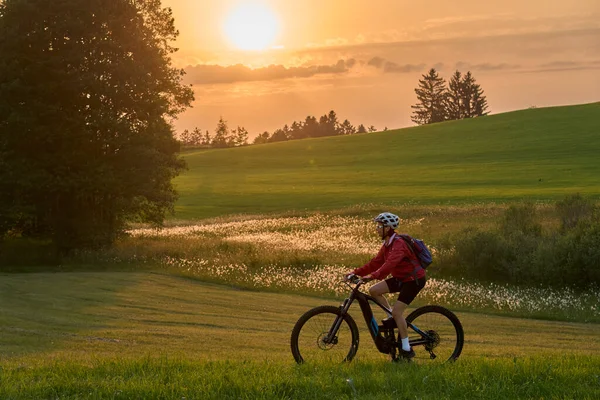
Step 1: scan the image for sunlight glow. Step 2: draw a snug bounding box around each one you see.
[223,3,280,51]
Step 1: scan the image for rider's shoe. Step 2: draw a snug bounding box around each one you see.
[397,348,415,359]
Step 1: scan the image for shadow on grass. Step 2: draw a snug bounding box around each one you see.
[0,271,143,359]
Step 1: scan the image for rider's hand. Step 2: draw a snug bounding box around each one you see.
[362,276,374,283]
[344,273,357,282]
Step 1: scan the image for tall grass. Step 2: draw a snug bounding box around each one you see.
[60,202,600,323]
[1,356,599,399]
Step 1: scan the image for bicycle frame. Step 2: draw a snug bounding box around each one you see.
[326,280,434,355]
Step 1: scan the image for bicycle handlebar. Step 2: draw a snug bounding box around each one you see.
[343,274,370,287]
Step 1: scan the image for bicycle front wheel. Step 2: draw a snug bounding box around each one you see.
[406,305,464,362]
[290,305,359,364]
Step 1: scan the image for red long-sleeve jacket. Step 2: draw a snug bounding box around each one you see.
[352,233,426,282]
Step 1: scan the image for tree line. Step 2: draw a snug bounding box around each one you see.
[181,68,489,149]
[411,68,489,125]
[179,111,381,149]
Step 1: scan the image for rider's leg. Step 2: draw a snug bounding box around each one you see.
[368,281,392,315]
[392,300,410,350]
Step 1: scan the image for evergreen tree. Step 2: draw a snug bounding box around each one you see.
[289,121,305,140]
[460,72,489,118]
[202,130,212,146]
[302,116,319,138]
[213,117,230,148]
[470,83,489,117]
[0,0,193,251]
[326,110,341,135]
[180,129,192,146]
[269,128,288,142]
[317,114,330,137]
[340,119,356,135]
[411,68,448,125]
[446,70,463,120]
[190,127,203,146]
[253,131,270,144]
[234,126,249,146]
[368,125,377,133]
[461,72,475,118]
[357,124,367,134]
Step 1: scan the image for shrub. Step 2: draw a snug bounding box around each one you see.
[442,196,599,288]
[555,193,597,232]
[501,202,542,237]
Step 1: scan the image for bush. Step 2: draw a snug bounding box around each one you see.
[438,197,600,288]
[501,202,542,237]
[555,193,597,232]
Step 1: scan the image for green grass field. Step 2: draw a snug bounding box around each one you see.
[1,272,599,399]
[174,103,600,219]
[3,104,600,398]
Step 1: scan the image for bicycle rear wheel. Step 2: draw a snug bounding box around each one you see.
[406,305,464,362]
[290,305,359,364]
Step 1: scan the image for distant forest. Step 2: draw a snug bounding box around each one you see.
[178,111,381,149]
[178,68,489,149]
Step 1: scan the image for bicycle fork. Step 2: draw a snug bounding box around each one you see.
[323,295,355,344]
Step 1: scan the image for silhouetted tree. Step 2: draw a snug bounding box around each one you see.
[368,125,377,133]
[324,110,341,136]
[357,124,367,134]
[253,131,270,144]
[190,127,203,145]
[213,117,230,148]
[303,116,319,138]
[340,119,356,135]
[202,130,212,146]
[0,0,193,251]
[446,70,463,120]
[269,128,289,142]
[233,126,249,146]
[469,82,489,117]
[461,72,475,119]
[289,121,305,140]
[411,68,448,125]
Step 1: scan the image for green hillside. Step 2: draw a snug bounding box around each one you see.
[174,103,600,219]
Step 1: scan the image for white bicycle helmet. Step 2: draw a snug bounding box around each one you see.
[373,212,400,229]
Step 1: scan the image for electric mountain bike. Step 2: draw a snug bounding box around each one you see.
[290,275,464,363]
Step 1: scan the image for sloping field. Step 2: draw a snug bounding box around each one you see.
[1,272,599,398]
[174,103,600,219]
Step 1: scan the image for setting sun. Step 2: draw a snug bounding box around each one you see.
[223,3,280,51]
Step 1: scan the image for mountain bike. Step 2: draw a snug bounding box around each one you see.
[290,275,464,363]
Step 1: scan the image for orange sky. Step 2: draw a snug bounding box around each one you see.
[163,0,600,137]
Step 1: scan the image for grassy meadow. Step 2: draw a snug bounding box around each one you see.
[1,272,599,399]
[2,104,600,398]
[175,103,600,219]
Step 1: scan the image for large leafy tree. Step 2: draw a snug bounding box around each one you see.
[0,0,194,251]
[411,68,448,125]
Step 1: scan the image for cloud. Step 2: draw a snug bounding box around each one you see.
[367,57,425,73]
[455,62,521,71]
[527,59,600,73]
[184,59,356,85]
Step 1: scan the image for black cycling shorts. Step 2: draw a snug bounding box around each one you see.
[385,277,427,305]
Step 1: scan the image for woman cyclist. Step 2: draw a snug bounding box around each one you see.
[346,212,427,360]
